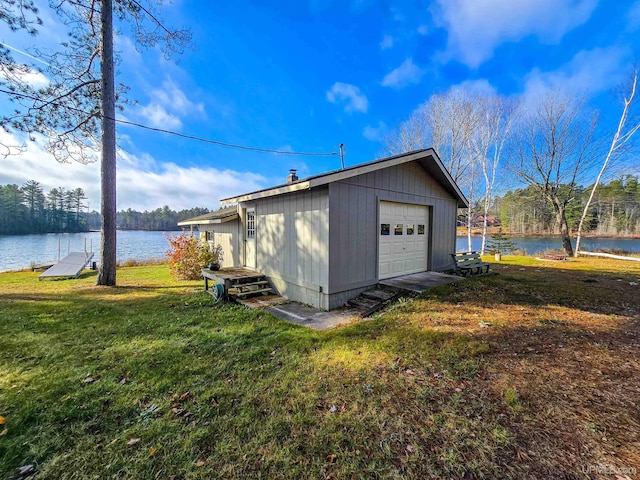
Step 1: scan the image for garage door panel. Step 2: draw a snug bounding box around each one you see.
[379,201,428,280]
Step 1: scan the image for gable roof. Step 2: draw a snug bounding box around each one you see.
[177,205,238,226]
[220,148,469,208]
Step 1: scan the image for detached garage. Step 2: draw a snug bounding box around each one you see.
[179,148,468,310]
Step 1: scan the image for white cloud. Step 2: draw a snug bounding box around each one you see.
[0,67,49,88]
[138,79,205,130]
[380,34,394,50]
[381,58,424,88]
[326,82,369,113]
[417,24,429,35]
[0,130,267,212]
[522,47,627,103]
[139,104,182,130]
[449,78,497,96]
[363,121,389,142]
[433,0,598,68]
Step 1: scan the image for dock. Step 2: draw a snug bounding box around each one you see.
[39,252,94,280]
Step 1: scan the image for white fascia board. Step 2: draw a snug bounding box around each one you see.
[220,181,311,205]
[177,214,239,226]
[307,150,428,188]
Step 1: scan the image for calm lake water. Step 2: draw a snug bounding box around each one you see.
[456,235,640,255]
[0,230,173,272]
[0,230,638,272]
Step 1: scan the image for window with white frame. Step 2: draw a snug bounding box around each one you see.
[246,210,256,239]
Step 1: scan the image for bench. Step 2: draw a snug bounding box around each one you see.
[451,251,491,276]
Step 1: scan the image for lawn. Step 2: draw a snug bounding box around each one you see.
[1,257,639,479]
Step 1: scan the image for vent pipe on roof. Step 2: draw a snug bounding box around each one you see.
[287,169,298,183]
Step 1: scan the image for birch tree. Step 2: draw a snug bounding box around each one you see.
[510,93,597,256]
[386,91,479,251]
[575,69,640,255]
[471,95,516,254]
[0,0,191,285]
[386,91,477,183]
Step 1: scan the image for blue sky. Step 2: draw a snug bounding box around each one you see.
[1,0,639,211]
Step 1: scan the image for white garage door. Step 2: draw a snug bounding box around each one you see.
[378,201,429,279]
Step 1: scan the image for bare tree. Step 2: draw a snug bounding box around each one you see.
[386,90,477,183]
[575,69,640,255]
[471,95,517,254]
[386,91,480,251]
[0,0,191,285]
[510,93,597,256]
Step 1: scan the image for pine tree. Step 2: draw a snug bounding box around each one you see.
[486,228,517,254]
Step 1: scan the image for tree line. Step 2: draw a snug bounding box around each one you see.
[495,175,639,236]
[0,181,88,235]
[0,180,209,235]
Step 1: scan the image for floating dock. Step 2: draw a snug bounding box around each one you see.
[39,252,94,280]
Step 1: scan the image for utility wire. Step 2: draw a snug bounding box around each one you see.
[0,87,339,157]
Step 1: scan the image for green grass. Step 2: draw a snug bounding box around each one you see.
[1,258,639,479]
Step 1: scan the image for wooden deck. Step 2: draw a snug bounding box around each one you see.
[201,267,282,304]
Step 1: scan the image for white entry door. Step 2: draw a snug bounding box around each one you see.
[378,201,429,279]
[245,208,256,269]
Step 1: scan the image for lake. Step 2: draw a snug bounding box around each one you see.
[456,235,640,255]
[0,230,638,272]
[0,230,173,272]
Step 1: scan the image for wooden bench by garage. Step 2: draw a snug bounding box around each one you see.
[451,251,491,276]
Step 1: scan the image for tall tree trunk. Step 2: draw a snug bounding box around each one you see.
[97,0,117,286]
[552,199,574,256]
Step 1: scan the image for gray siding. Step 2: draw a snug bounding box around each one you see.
[200,221,241,268]
[327,161,457,304]
[250,187,330,309]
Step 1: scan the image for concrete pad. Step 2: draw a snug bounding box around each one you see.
[379,271,462,293]
[267,302,361,330]
[267,271,463,330]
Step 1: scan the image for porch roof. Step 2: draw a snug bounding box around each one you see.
[177,205,238,226]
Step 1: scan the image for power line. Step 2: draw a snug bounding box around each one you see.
[0,41,52,68]
[0,87,340,157]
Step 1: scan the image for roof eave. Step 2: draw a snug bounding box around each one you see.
[219,148,469,207]
[221,181,311,205]
[177,213,239,226]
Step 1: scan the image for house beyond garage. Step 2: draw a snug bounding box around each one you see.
[178,148,468,310]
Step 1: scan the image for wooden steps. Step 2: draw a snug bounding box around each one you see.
[227,275,275,300]
[202,267,276,303]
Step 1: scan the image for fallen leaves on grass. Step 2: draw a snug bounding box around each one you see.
[118,372,131,385]
[127,438,141,446]
[149,447,157,457]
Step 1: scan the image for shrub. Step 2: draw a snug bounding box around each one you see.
[164,231,223,280]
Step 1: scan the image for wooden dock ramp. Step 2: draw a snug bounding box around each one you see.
[39,252,94,280]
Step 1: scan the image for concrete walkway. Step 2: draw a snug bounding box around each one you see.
[379,271,462,292]
[266,271,463,330]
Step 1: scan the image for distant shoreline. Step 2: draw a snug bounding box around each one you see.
[456,227,640,240]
